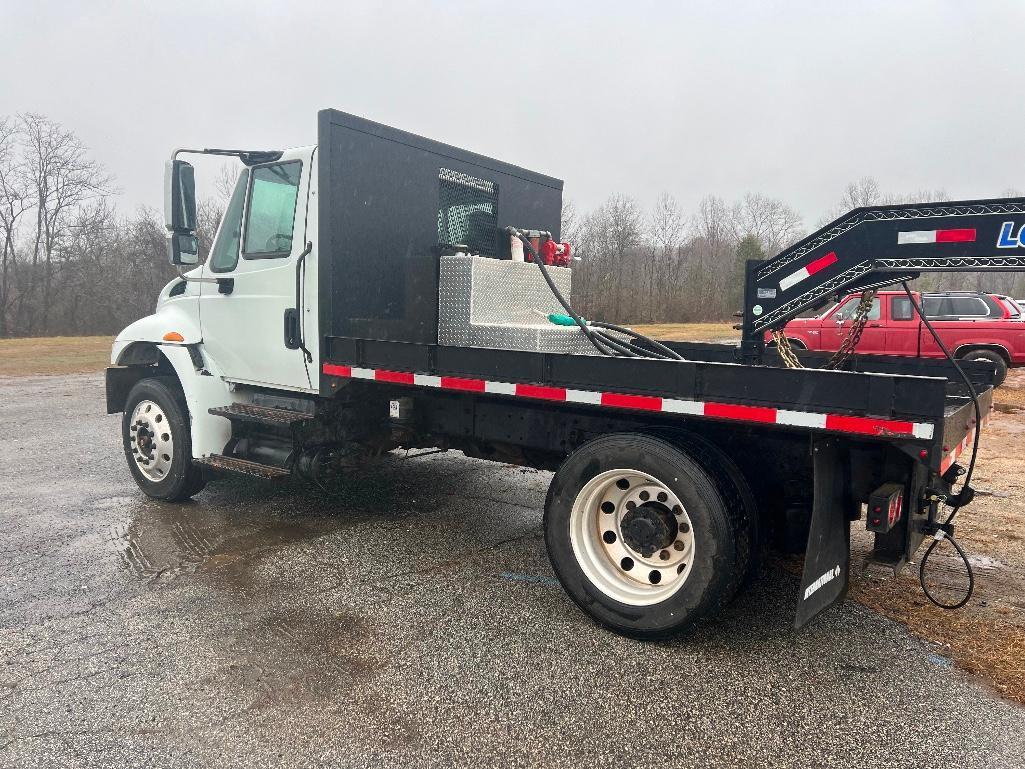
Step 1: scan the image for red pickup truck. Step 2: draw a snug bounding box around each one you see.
[774,290,1025,384]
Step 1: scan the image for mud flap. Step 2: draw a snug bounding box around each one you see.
[795,437,851,629]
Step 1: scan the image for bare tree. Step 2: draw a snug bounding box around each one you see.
[214,161,240,208]
[560,198,579,245]
[648,193,684,319]
[576,194,644,321]
[689,195,734,317]
[730,193,803,256]
[18,113,112,334]
[0,118,30,335]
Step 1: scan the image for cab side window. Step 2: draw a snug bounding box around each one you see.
[891,297,914,321]
[243,162,302,257]
[208,169,249,273]
[834,296,880,321]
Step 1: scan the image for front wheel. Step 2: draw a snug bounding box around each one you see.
[544,433,744,639]
[121,376,206,501]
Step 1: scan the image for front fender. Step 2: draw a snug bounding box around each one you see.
[111,304,202,365]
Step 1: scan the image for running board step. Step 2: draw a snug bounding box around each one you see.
[208,403,313,427]
[194,454,292,479]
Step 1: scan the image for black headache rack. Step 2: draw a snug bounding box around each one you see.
[316,109,562,348]
[740,197,1025,363]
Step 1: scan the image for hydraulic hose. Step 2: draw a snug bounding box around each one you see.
[505,228,615,357]
[902,281,979,608]
[505,228,686,362]
[589,320,684,361]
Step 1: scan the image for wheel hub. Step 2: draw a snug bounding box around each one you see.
[621,502,678,556]
[568,469,697,606]
[128,399,173,482]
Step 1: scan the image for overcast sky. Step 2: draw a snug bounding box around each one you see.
[3,1,1024,227]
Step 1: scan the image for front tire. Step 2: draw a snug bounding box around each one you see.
[545,433,743,639]
[121,376,206,502]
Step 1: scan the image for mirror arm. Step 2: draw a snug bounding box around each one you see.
[176,266,218,285]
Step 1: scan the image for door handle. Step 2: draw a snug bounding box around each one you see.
[867,323,882,327]
[284,308,300,350]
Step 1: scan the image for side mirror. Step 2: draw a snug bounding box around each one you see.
[164,159,197,233]
[167,232,200,266]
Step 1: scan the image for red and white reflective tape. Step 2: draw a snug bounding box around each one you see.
[323,363,935,440]
[940,428,974,474]
[778,251,838,291]
[897,228,976,245]
[938,409,991,473]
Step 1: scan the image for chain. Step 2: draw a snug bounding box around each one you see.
[825,290,877,370]
[771,329,804,369]
[770,289,876,370]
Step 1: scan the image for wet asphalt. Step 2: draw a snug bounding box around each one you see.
[2,373,1024,768]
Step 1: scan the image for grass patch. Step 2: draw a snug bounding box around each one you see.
[627,322,738,342]
[849,573,1025,704]
[0,336,113,376]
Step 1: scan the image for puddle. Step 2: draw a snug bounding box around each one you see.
[967,554,1008,570]
[108,498,346,586]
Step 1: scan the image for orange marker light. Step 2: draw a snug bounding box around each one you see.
[162,331,185,342]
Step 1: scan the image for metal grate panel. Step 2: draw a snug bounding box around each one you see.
[437,168,499,257]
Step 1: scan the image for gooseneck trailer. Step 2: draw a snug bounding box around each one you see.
[107,110,1025,637]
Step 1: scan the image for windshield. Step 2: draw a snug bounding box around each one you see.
[208,169,249,273]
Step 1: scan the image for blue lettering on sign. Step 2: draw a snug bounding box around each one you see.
[997,221,1025,248]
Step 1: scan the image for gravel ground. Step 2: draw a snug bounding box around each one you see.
[2,373,1024,768]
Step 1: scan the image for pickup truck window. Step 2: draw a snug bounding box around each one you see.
[208,169,249,273]
[243,161,302,258]
[834,296,880,321]
[923,296,990,318]
[892,296,914,321]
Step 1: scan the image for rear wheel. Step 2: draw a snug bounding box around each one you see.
[545,433,744,639]
[961,349,1008,386]
[122,376,206,501]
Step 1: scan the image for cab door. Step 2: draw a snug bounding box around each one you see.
[198,150,315,392]
[823,294,885,354]
[884,294,921,356]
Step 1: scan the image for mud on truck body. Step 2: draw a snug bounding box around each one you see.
[106,110,1025,638]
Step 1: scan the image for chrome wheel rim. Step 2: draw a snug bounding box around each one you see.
[129,400,173,482]
[569,469,696,606]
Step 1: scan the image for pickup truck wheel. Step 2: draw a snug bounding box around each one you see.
[122,377,206,502]
[545,433,740,639]
[961,349,1008,386]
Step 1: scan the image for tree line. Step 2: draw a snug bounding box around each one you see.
[0,114,223,338]
[568,177,1025,324]
[1,114,1023,338]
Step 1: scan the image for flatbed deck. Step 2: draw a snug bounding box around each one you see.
[321,335,992,476]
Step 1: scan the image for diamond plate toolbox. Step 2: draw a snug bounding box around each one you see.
[437,255,599,355]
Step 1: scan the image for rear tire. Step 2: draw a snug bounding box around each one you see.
[641,427,760,592]
[544,433,743,639]
[961,349,1008,387]
[122,376,206,502]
